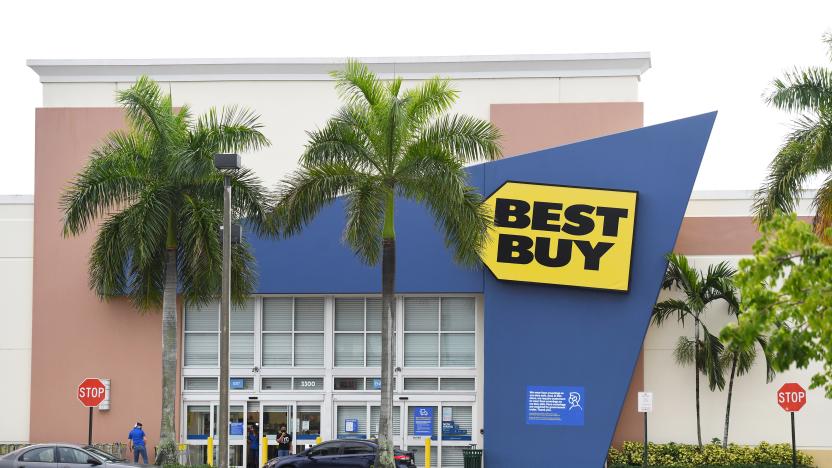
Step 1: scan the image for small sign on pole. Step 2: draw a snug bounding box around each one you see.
[638,392,653,413]
[638,392,652,467]
[777,383,806,468]
[77,378,106,445]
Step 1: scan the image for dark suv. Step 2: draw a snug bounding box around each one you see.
[263,440,415,468]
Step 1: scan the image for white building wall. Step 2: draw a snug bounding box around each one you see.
[39,75,639,188]
[644,196,832,451]
[0,196,34,443]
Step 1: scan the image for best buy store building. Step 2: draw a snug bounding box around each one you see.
[2,54,830,467]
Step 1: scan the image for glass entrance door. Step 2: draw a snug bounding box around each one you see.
[294,405,321,452]
[211,403,246,468]
[261,404,292,460]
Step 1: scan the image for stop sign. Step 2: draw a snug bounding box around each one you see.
[77,378,106,407]
[777,382,807,412]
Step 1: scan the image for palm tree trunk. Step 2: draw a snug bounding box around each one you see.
[377,191,396,468]
[694,321,702,449]
[723,353,738,448]
[157,247,178,463]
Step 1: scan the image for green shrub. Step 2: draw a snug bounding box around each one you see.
[607,441,814,467]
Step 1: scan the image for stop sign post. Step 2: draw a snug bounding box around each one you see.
[78,378,106,445]
[777,382,806,468]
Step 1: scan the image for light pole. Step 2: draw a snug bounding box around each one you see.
[214,153,240,468]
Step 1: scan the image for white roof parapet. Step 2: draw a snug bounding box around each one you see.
[27,52,651,83]
[0,195,34,204]
[690,190,816,201]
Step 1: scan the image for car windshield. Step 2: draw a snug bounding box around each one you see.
[83,446,125,462]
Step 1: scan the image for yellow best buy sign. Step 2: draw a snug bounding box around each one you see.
[481,181,638,292]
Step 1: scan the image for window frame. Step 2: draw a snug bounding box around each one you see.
[333,297,381,368]
[261,297,325,368]
[403,297,476,369]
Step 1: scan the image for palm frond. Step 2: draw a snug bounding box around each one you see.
[120,187,172,264]
[674,336,696,366]
[188,168,271,233]
[652,298,692,326]
[176,194,223,305]
[88,210,131,299]
[415,114,502,164]
[343,177,385,265]
[301,113,380,173]
[230,240,258,305]
[397,151,490,267]
[755,110,832,223]
[116,75,179,146]
[61,131,150,235]
[404,76,459,125]
[755,335,777,383]
[272,163,366,237]
[701,325,726,391]
[765,66,832,112]
[330,59,385,107]
[183,106,270,178]
[811,169,832,237]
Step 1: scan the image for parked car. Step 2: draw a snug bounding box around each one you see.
[263,440,415,468]
[0,444,146,468]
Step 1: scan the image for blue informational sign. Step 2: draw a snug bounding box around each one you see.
[230,422,244,435]
[372,378,382,390]
[526,386,585,426]
[345,418,358,433]
[412,407,434,436]
[230,378,244,390]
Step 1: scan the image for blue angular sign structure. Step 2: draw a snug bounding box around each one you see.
[249,113,716,466]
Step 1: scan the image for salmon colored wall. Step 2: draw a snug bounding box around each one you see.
[490,101,646,447]
[31,108,180,453]
[491,102,645,157]
[674,216,813,255]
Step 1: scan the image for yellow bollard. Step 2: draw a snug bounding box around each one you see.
[315,436,322,445]
[207,437,214,467]
[261,437,268,467]
[425,437,431,468]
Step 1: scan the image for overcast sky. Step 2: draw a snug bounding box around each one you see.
[2,0,831,195]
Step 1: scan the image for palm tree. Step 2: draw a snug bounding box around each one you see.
[754,33,832,233]
[61,76,270,463]
[717,284,775,448]
[651,254,734,449]
[271,60,501,467]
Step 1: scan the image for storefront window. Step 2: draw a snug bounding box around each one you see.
[334,298,382,367]
[230,300,255,367]
[184,302,218,367]
[336,405,367,439]
[407,405,438,440]
[441,406,472,441]
[370,406,401,436]
[296,405,321,440]
[262,297,324,367]
[213,405,245,440]
[263,406,290,437]
[187,406,211,439]
[404,297,475,368]
[334,377,364,390]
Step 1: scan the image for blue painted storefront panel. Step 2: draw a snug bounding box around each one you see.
[482,113,715,466]
[248,113,715,466]
[249,164,485,294]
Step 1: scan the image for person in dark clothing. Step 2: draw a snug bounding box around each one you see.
[127,422,148,464]
[247,426,259,468]
[276,425,291,458]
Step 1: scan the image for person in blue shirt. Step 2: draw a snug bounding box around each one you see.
[128,422,148,464]
[247,426,259,468]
